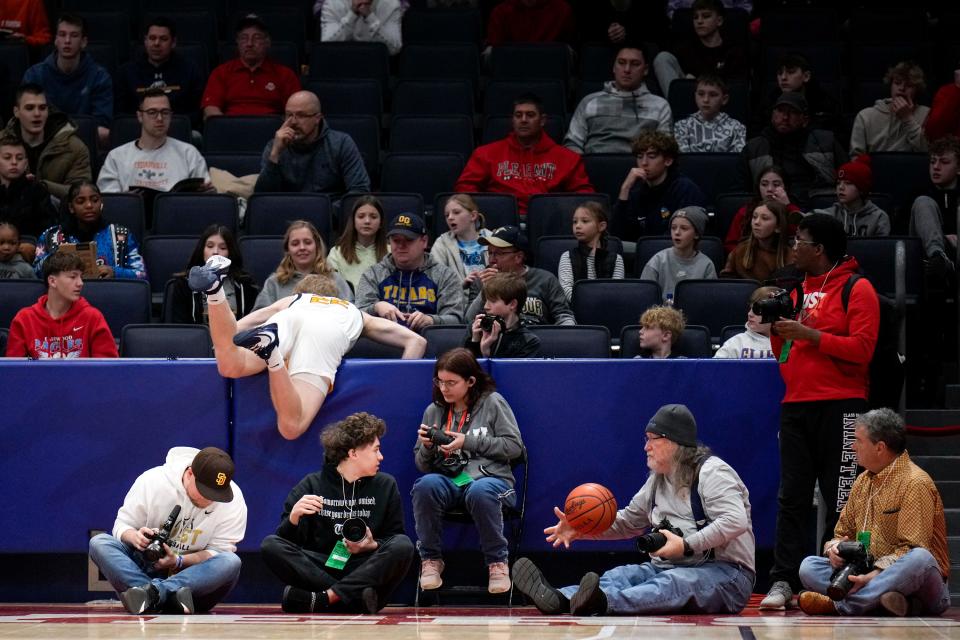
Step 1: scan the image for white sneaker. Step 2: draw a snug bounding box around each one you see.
[760,580,794,610]
[488,561,511,594]
[420,558,444,590]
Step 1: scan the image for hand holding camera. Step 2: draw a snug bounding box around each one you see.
[636,518,685,558]
[341,517,378,553]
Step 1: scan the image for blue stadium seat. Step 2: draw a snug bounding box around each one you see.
[0,280,46,329]
[101,193,146,243]
[582,154,635,204]
[71,115,99,166]
[391,80,474,118]
[204,116,282,154]
[848,8,928,44]
[153,194,238,236]
[483,80,567,120]
[526,194,611,260]
[571,279,661,339]
[120,324,212,358]
[141,235,199,298]
[422,324,469,358]
[490,44,570,89]
[431,193,519,238]
[0,42,30,85]
[534,235,624,276]
[245,193,333,238]
[847,236,924,304]
[305,80,383,119]
[712,192,751,240]
[325,115,381,183]
[720,324,745,344]
[848,44,930,83]
[389,115,474,159]
[237,236,283,290]
[619,323,713,358]
[578,44,616,83]
[80,279,152,338]
[204,154,262,177]
[309,42,391,92]
[676,153,744,204]
[674,279,760,341]
[870,153,930,215]
[401,8,482,45]
[346,336,405,359]
[529,325,611,358]
[84,42,119,79]
[757,8,839,44]
[635,236,725,276]
[380,153,464,207]
[74,11,131,59]
[399,44,480,91]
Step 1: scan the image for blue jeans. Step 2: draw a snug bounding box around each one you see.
[411,473,514,565]
[89,533,241,613]
[560,561,755,615]
[799,547,950,615]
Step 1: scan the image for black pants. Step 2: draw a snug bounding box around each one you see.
[261,534,414,611]
[769,398,866,590]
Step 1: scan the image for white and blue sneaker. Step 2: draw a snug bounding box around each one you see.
[232,323,279,361]
[188,255,232,294]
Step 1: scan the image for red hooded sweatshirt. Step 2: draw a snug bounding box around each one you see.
[6,295,118,359]
[485,0,576,46]
[0,0,51,47]
[770,256,879,403]
[454,131,594,215]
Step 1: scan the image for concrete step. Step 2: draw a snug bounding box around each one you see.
[913,456,960,480]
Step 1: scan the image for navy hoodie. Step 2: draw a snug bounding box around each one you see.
[24,53,113,128]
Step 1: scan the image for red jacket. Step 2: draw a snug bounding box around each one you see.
[771,257,879,403]
[454,132,594,215]
[6,295,118,359]
[485,0,576,46]
[925,83,960,143]
[0,0,51,46]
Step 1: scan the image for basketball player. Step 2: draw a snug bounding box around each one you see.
[189,255,426,440]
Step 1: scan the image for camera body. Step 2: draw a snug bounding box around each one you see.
[143,505,181,562]
[751,288,796,324]
[826,541,874,600]
[636,517,684,554]
[478,313,506,333]
[341,517,368,543]
[424,426,455,446]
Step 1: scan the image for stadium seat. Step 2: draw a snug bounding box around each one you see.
[533,235,624,276]
[153,194,238,236]
[481,115,566,146]
[398,44,480,90]
[389,115,475,160]
[720,324,745,344]
[245,193,332,238]
[237,236,283,289]
[305,80,383,119]
[848,44,930,83]
[758,8,840,44]
[80,279,152,338]
[324,115,381,182]
[431,193,519,238]
[526,194,611,260]
[0,280,46,329]
[75,11,131,59]
[380,153,464,207]
[0,327,7,354]
[870,153,930,215]
[571,279,661,339]
[101,193,146,243]
[578,44,616,83]
[422,324,469,358]
[345,336,405,359]
[204,116,282,154]
[401,8,482,44]
[582,154,635,204]
[529,325,611,358]
[712,192,751,240]
[120,323,212,358]
[635,236,725,276]
[483,80,567,120]
[490,44,570,88]
[847,236,924,303]
[762,43,844,82]
[309,42,391,92]
[84,42,119,79]
[0,42,30,85]
[848,8,928,44]
[673,279,760,340]
[71,115,99,166]
[619,323,712,358]
[391,80,474,118]
[109,114,192,148]
[204,154,262,177]
[676,153,744,204]
[667,78,749,124]
[141,235,199,298]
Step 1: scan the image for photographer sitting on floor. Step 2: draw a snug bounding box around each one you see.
[88,447,247,614]
[465,272,540,358]
[797,408,951,617]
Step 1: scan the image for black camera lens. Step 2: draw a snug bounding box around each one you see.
[425,426,455,446]
[342,518,367,543]
[636,531,667,553]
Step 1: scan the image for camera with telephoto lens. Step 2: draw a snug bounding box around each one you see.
[826,541,875,600]
[635,518,684,553]
[751,288,796,324]
[143,505,181,562]
[424,426,455,446]
[479,313,506,333]
[341,517,368,543]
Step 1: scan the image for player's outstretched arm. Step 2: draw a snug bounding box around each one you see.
[236,296,297,332]
[362,313,427,359]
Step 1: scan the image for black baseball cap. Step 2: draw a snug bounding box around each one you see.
[774,92,808,114]
[387,212,427,239]
[236,13,269,35]
[479,225,528,251]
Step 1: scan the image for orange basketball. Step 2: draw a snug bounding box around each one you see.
[564,483,617,535]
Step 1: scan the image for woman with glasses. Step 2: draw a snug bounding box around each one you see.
[411,347,524,596]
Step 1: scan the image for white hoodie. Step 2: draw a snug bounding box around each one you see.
[714,326,774,360]
[112,447,247,556]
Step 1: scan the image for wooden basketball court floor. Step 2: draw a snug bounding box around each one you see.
[3,599,960,640]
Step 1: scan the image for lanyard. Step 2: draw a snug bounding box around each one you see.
[446,407,470,434]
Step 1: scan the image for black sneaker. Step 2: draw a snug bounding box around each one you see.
[570,572,607,616]
[281,585,327,613]
[188,255,232,294]
[233,323,279,361]
[361,587,380,614]
[171,587,194,614]
[120,583,161,615]
[513,557,569,614]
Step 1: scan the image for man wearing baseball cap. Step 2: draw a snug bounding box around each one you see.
[514,403,755,616]
[742,91,845,207]
[89,447,248,615]
[355,212,465,332]
[463,225,575,326]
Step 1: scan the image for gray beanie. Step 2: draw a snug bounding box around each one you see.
[670,206,708,238]
[645,404,697,447]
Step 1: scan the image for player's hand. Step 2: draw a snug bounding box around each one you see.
[650,529,685,559]
[826,536,848,569]
[153,543,178,571]
[545,506,580,548]
[405,311,433,331]
[418,423,435,448]
[439,430,465,455]
[343,526,378,554]
[290,494,323,526]
[373,301,405,323]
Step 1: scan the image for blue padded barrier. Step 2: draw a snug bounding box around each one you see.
[0,361,230,553]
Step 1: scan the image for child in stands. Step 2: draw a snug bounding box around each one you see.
[724,165,801,252]
[328,196,389,292]
[641,206,716,301]
[721,200,794,281]
[431,193,493,302]
[635,305,686,359]
[674,74,746,153]
[811,156,890,237]
[557,200,624,301]
[714,285,777,359]
[0,222,36,278]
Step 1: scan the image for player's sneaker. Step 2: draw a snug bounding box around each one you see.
[188,255,232,294]
[233,323,279,361]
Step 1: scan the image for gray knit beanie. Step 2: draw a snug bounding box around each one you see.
[645,403,698,447]
[670,206,708,238]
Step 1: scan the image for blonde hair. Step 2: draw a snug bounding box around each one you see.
[640,305,686,344]
[294,274,339,296]
[445,193,485,231]
[884,61,926,94]
[276,220,332,285]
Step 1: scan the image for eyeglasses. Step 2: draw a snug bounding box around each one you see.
[139,108,172,119]
[284,111,320,120]
[487,249,519,258]
[433,377,462,390]
[789,238,819,248]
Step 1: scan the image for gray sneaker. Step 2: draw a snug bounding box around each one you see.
[760,580,794,610]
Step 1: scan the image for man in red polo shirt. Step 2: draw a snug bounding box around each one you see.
[201,14,301,119]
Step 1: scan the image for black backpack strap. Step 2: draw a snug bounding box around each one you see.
[841,274,862,311]
[691,455,712,530]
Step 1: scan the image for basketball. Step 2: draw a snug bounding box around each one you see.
[564,483,617,535]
